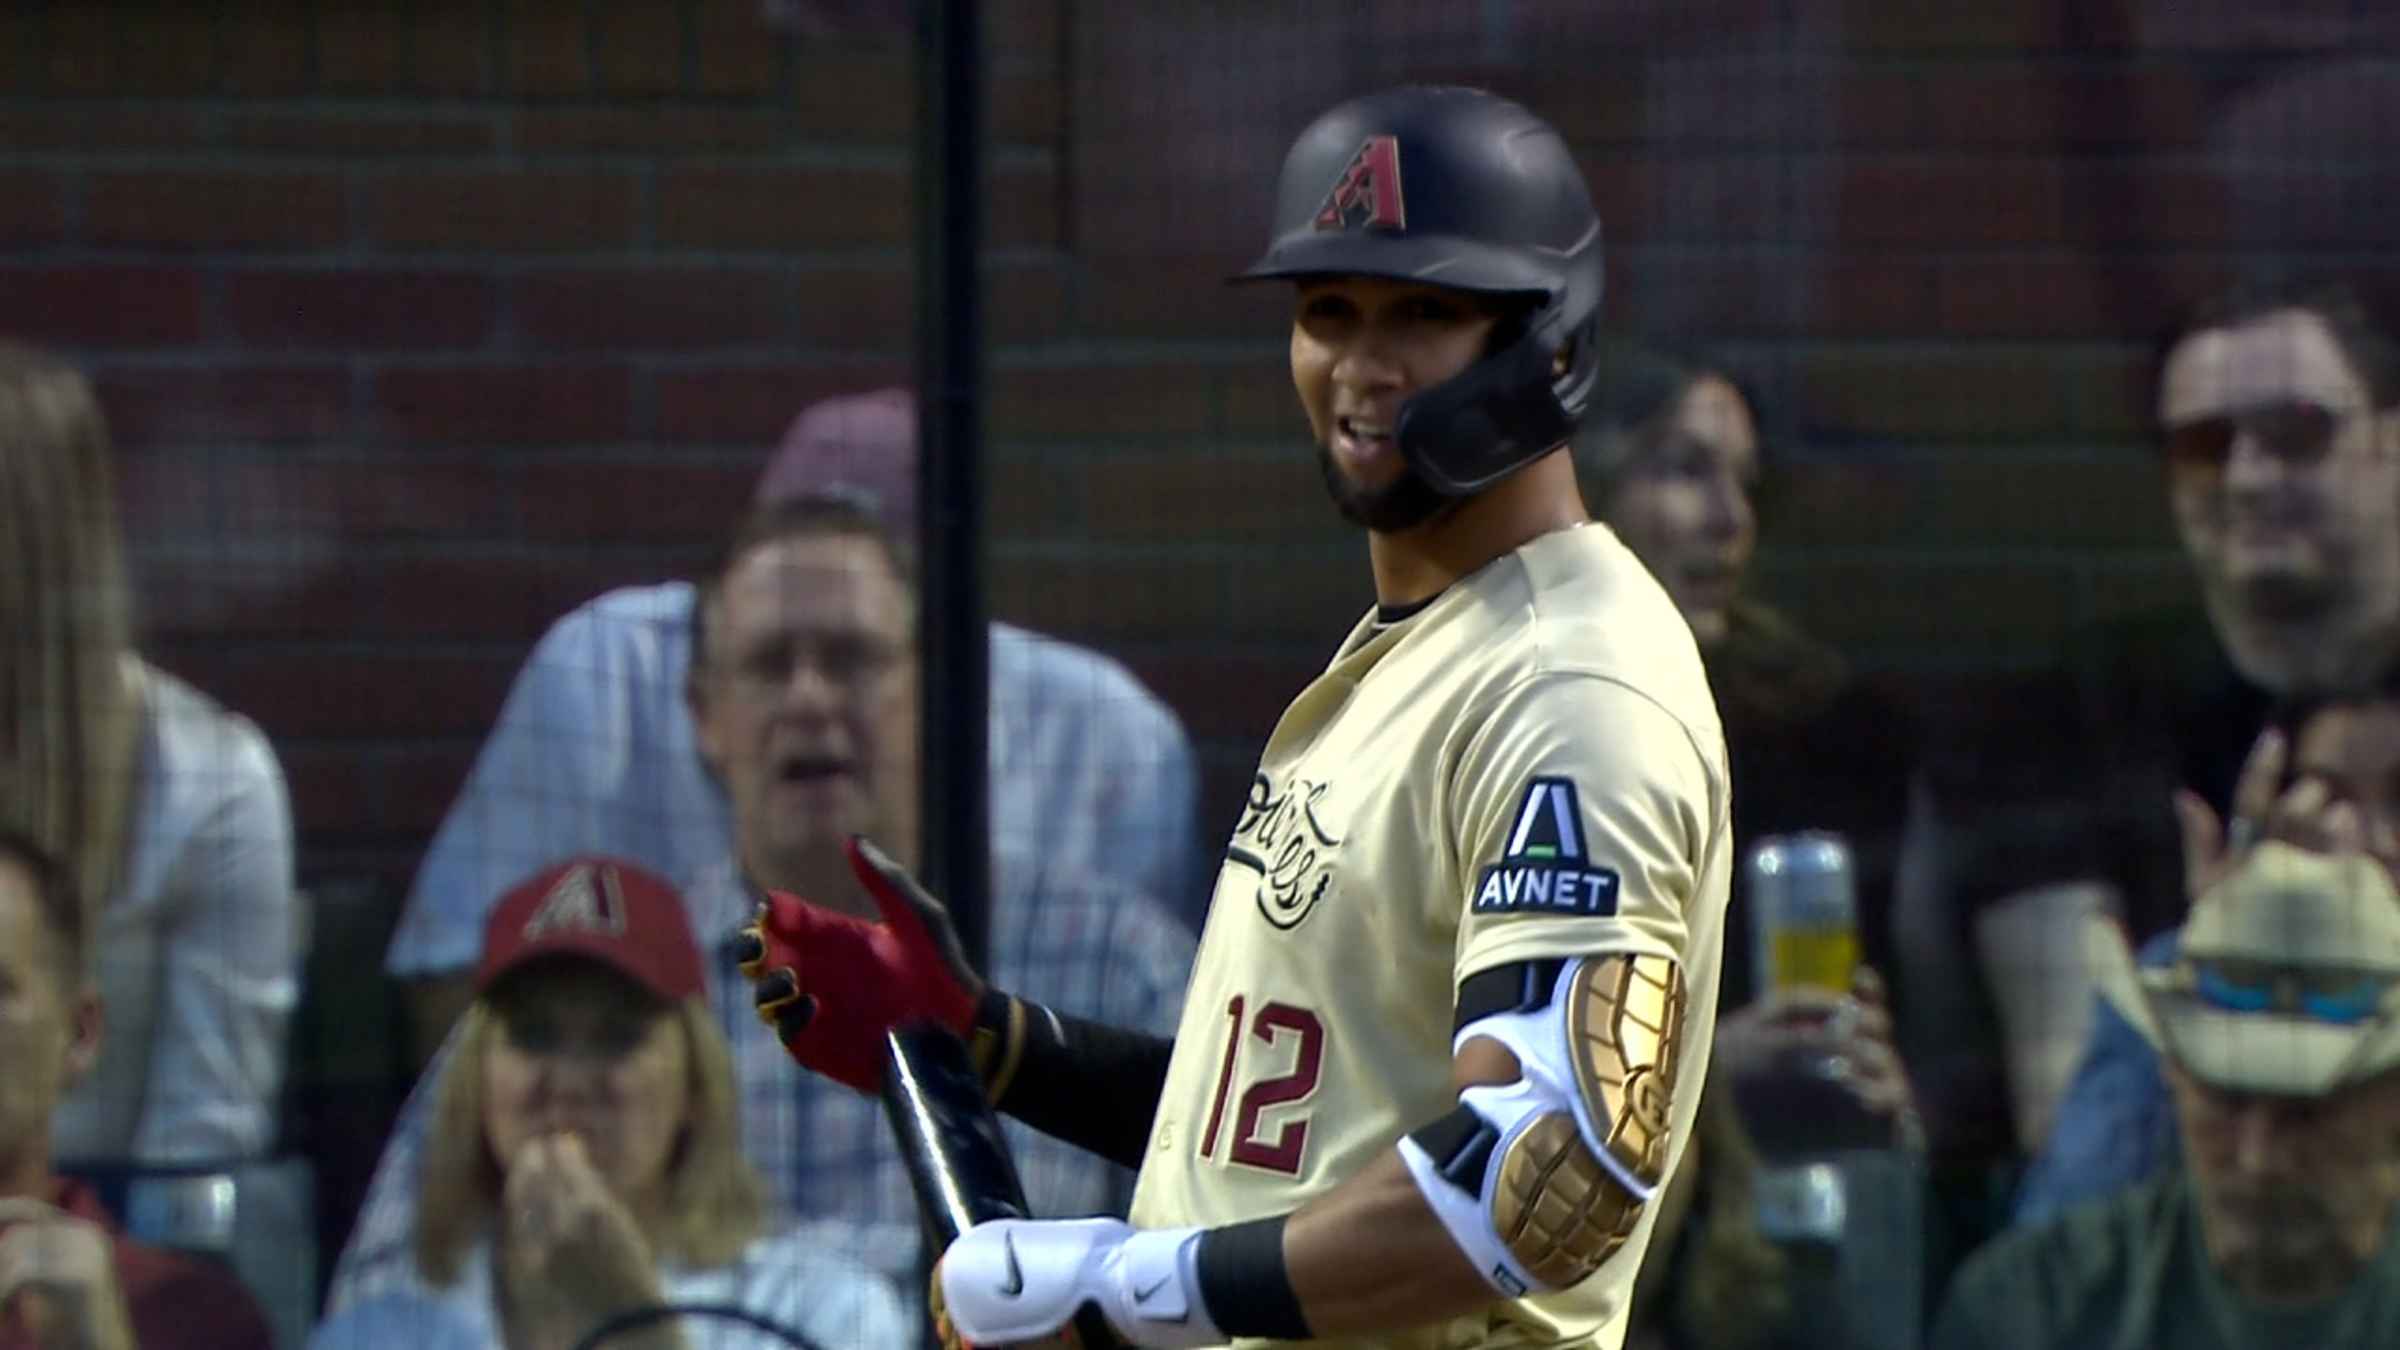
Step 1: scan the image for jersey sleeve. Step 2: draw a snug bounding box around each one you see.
[1447,671,1722,979]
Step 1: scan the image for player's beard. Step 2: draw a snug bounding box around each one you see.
[1315,444,1454,533]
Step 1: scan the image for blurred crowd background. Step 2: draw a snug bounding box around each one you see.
[4,2,2400,1347]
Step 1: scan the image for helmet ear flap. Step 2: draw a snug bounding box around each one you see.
[1397,314,1576,495]
[1549,311,1604,429]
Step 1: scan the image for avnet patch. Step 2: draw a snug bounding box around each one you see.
[1470,862,1620,917]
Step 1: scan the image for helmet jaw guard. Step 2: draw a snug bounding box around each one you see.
[1237,86,1606,502]
[1396,290,1600,497]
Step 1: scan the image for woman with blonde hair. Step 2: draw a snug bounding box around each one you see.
[0,343,299,1168]
[312,857,904,1349]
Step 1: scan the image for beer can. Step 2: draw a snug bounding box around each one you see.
[1747,831,1859,995]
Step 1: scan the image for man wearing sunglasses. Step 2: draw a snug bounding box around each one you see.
[1996,284,2400,1220]
[1933,834,2400,1348]
[2160,283,2400,696]
[1904,279,2400,1224]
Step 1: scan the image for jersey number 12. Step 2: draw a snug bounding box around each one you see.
[1197,995,1324,1175]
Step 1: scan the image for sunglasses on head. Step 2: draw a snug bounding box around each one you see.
[2193,959,2393,1025]
[2161,399,2361,473]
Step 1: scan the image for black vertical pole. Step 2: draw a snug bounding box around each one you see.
[914,1,988,973]
[912,7,987,1338]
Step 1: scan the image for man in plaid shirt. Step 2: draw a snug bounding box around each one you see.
[384,389,1205,1067]
[330,410,1198,1313]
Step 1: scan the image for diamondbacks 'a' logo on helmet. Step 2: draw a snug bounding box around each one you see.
[1311,135,1406,232]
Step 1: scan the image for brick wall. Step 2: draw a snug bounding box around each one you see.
[0,0,1043,886]
[4,2,2394,888]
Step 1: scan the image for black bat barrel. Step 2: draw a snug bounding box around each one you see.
[881,1022,1033,1243]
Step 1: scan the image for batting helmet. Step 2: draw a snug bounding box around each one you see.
[1237,85,1605,496]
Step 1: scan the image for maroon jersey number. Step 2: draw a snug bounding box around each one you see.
[1197,996,1326,1176]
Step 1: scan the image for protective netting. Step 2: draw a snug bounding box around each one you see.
[2,4,2397,1347]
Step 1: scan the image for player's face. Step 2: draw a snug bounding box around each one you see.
[1290,276,1503,532]
[2171,1060,2400,1305]
[1598,374,1760,645]
[2160,309,2400,667]
[482,960,691,1202]
[690,532,917,887]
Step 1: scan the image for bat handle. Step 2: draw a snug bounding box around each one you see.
[880,1027,1133,1349]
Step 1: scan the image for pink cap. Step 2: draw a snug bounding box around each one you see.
[476,858,706,1003]
[754,387,918,531]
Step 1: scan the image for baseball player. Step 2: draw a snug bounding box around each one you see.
[739,85,1731,1349]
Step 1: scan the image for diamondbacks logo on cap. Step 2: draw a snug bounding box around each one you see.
[1312,136,1406,232]
[522,863,627,940]
[1472,778,1620,917]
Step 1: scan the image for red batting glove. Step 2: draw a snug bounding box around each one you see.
[735,837,987,1093]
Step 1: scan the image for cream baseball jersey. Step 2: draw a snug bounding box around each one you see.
[1129,522,1731,1350]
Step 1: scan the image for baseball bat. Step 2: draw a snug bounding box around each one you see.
[879,1023,1128,1350]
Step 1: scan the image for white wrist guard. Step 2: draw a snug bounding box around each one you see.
[935,1217,1224,1349]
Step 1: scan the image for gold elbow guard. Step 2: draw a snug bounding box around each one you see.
[1571,953,1688,1190]
[1490,955,1688,1288]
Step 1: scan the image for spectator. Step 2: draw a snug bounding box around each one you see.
[387,388,1203,1065]
[0,345,299,1168]
[1572,343,1919,1014]
[310,857,905,1350]
[2023,673,2400,1222]
[1575,344,1920,1138]
[1992,279,2400,1221]
[328,497,1197,1308]
[1576,347,1934,1343]
[0,826,273,1349]
[1932,837,2400,1347]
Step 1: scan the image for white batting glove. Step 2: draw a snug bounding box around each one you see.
[934,1217,1223,1349]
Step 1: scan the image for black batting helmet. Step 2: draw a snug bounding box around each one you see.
[1236,85,1605,496]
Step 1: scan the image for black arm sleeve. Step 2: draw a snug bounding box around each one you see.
[970,990,1175,1171]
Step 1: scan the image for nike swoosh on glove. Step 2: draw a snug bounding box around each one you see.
[932,1218,1223,1350]
[736,836,985,1093]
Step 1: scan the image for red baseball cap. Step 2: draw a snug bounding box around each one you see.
[475,857,706,1003]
